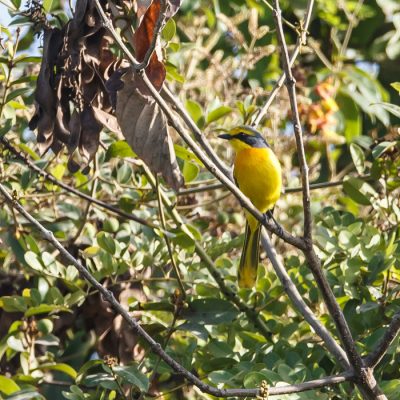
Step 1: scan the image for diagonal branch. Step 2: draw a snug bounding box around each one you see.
[162,86,233,179]
[252,0,314,126]
[0,137,165,233]
[260,228,350,369]
[365,309,400,368]
[0,181,355,398]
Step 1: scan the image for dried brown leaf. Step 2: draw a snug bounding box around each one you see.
[133,0,166,94]
[116,69,184,191]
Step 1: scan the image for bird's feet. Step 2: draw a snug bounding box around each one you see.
[261,210,284,237]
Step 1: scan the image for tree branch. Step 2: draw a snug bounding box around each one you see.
[260,228,350,369]
[252,0,314,126]
[272,0,312,240]
[271,1,387,399]
[162,86,233,180]
[365,309,400,368]
[0,182,355,398]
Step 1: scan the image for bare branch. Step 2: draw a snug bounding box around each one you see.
[365,309,400,368]
[252,0,314,126]
[272,0,312,239]
[260,229,350,369]
[162,86,233,179]
[271,2,387,398]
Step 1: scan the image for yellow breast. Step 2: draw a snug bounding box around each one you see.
[234,147,282,213]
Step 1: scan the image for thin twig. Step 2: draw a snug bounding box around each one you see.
[162,87,233,179]
[251,0,314,126]
[70,155,99,244]
[272,1,312,239]
[137,301,183,400]
[0,137,169,233]
[155,174,186,300]
[365,309,400,368]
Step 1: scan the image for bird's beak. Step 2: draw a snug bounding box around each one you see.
[218,134,232,140]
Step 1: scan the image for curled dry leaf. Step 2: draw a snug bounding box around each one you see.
[115,69,184,191]
[28,0,123,173]
[133,0,166,96]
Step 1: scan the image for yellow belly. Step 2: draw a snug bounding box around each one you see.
[234,147,282,216]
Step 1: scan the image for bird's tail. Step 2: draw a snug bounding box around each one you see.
[238,215,261,288]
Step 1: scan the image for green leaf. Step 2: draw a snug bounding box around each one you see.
[182,161,199,183]
[390,82,400,94]
[206,105,232,124]
[183,298,239,325]
[166,65,185,83]
[0,376,20,395]
[243,371,270,388]
[202,357,237,373]
[185,100,204,129]
[7,336,26,352]
[0,296,27,312]
[105,141,136,161]
[24,304,72,317]
[117,163,132,184]
[82,246,102,259]
[5,87,30,103]
[85,373,117,390]
[0,119,12,137]
[343,176,373,206]
[176,322,209,341]
[9,17,30,26]
[174,144,204,166]
[34,363,77,378]
[371,102,400,118]
[129,299,173,312]
[163,18,176,41]
[24,251,43,271]
[42,0,54,12]
[97,232,116,255]
[372,141,396,159]
[10,75,38,86]
[76,360,104,384]
[11,0,21,9]
[169,42,180,52]
[350,143,365,174]
[4,389,42,400]
[112,365,149,392]
[47,287,64,305]
[18,143,40,160]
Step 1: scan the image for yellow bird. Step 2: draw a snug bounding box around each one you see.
[218,126,282,288]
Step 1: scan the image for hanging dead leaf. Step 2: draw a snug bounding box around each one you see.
[28,0,122,173]
[133,0,166,95]
[116,69,184,191]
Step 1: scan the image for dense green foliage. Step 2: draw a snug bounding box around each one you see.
[0,0,400,399]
